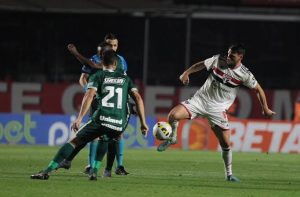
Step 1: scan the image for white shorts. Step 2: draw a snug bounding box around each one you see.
[181,97,230,130]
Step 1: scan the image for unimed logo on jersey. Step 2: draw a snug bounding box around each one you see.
[104,78,125,85]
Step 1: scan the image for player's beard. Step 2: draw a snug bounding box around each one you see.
[226,60,236,68]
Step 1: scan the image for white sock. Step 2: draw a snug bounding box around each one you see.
[222,148,232,177]
[170,121,178,139]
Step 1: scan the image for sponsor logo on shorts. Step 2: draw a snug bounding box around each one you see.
[101,123,123,131]
[100,115,123,125]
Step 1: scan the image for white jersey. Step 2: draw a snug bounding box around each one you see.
[194,54,257,112]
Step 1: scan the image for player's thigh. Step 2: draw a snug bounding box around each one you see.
[75,121,102,145]
[168,104,191,121]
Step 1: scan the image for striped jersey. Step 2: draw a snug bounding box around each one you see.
[194,54,257,112]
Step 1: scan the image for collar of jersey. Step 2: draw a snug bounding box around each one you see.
[103,67,114,72]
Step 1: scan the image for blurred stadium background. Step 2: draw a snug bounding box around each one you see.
[1,0,300,151]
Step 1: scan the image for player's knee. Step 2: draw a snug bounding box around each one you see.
[218,139,230,150]
[69,137,86,148]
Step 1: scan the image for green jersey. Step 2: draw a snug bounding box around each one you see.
[87,69,137,132]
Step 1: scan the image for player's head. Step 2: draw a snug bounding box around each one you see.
[97,42,112,57]
[227,43,245,68]
[104,33,118,52]
[102,49,117,69]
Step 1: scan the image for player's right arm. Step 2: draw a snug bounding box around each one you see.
[129,90,149,136]
[67,44,103,69]
[71,88,96,131]
[179,61,206,85]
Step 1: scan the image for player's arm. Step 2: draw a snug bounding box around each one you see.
[253,83,276,117]
[79,73,89,91]
[129,90,149,136]
[71,88,96,131]
[179,61,206,85]
[67,44,103,69]
[79,73,89,86]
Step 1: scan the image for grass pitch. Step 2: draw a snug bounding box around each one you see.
[0,145,299,197]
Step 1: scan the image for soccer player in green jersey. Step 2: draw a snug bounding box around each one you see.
[30,49,148,180]
[60,34,132,176]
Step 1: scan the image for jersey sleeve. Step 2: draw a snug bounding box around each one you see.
[118,55,128,73]
[81,54,101,74]
[128,77,138,92]
[87,72,101,91]
[81,65,92,74]
[243,70,258,89]
[204,55,219,71]
[90,54,101,64]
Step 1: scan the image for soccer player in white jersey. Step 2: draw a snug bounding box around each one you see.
[157,44,276,182]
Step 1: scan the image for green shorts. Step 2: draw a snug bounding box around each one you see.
[76,120,122,145]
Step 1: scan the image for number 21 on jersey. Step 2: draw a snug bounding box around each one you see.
[102,86,123,109]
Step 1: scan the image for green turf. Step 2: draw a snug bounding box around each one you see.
[0,145,299,197]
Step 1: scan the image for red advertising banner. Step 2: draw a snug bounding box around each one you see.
[1,81,300,120]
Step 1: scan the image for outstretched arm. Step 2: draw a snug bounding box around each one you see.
[79,73,89,87]
[71,88,96,131]
[130,90,149,136]
[67,44,103,69]
[253,83,276,117]
[179,61,206,85]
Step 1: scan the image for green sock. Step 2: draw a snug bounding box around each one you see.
[44,143,74,173]
[54,143,75,162]
[44,161,59,173]
[88,140,98,167]
[95,140,108,161]
[92,160,102,174]
[116,138,125,167]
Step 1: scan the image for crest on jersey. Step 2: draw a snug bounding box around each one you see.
[223,74,232,83]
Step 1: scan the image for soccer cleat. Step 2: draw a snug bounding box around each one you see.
[157,137,177,152]
[88,172,97,181]
[55,159,71,170]
[103,169,112,178]
[227,175,240,182]
[115,166,129,175]
[30,171,49,180]
[83,165,91,174]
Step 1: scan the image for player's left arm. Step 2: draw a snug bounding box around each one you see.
[253,83,276,117]
[79,73,89,90]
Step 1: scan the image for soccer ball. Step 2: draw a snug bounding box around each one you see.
[152,121,172,140]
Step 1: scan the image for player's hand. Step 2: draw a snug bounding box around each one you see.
[71,119,81,132]
[67,43,78,54]
[141,123,149,137]
[179,73,189,85]
[262,108,276,117]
